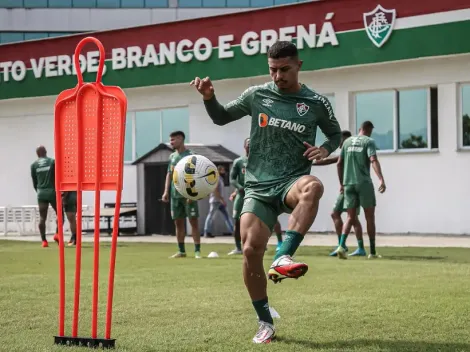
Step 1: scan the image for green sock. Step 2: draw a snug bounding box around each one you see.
[235,239,242,251]
[276,232,283,243]
[178,242,185,253]
[195,243,200,252]
[370,239,376,255]
[337,234,341,245]
[252,297,273,325]
[357,239,364,249]
[339,234,348,248]
[273,230,303,260]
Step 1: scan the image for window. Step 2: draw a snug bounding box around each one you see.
[48,0,72,6]
[250,0,273,6]
[227,0,249,6]
[355,87,438,152]
[203,0,225,7]
[24,32,49,41]
[145,0,168,6]
[315,94,336,147]
[72,0,96,7]
[97,0,120,7]
[178,0,202,6]
[24,0,47,6]
[124,107,190,162]
[274,0,297,4]
[0,32,25,44]
[121,0,144,7]
[461,84,470,147]
[0,0,23,7]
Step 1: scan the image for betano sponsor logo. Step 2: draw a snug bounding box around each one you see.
[258,113,306,133]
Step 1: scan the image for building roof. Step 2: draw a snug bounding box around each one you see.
[132,143,239,165]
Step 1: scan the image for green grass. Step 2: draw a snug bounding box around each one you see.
[1,240,470,352]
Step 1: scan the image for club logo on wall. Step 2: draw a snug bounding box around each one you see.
[363,5,397,48]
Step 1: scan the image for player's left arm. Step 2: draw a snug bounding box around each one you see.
[31,164,37,192]
[337,146,345,191]
[368,140,386,193]
[316,96,341,157]
[229,161,243,190]
[313,155,339,166]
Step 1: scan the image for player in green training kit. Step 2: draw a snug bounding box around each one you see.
[31,146,58,247]
[162,131,201,259]
[191,41,341,343]
[229,138,284,255]
[313,130,365,257]
[55,191,78,246]
[334,121,386,259]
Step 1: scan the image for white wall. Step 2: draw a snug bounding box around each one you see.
[1,54,470,234]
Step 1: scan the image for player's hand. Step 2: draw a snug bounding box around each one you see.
[378,181,386,193]
[303,142,328,161]
[190,76,215,100]
[162,192,169,203]
[229,191,237,202]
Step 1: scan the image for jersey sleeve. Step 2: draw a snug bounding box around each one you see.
[316,96,341,155]
[367,139,377,158]
[203,86,258,126]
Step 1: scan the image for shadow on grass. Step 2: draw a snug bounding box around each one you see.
[277,337,470,351]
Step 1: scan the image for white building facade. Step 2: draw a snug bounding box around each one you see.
[1,0,470,235]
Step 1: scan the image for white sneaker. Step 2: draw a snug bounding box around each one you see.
[169,252,187,258]
[228,249,242,255]
[252,321,276,344]
[368,253,382,259]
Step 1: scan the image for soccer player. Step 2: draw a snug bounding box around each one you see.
[313,130,365,257]
[333,121,386,259]
[190,41,341,343]
[203,165,234,238]
[162,131,201,259]
[31,146,58,247]
[227,138,249,255]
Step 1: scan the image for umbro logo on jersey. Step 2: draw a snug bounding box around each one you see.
[262,98,274,107]
[258,113,306,133]
[296,102,309,116]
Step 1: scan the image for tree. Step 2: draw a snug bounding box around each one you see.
[401,134,427,149]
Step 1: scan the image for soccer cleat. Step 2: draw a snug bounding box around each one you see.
[195,251,201,259]
[331,246,347,259]
[68,240,76,247]
[53,234,59,244]
[368,253,382,259]
[228,248,242,255]
[349,248,367,257]
[169,252,187,258]
[275,242,283,253]
[268,255,308,284]
[252,321,276,344]
[329,245,348,257]
[42,240,49,248]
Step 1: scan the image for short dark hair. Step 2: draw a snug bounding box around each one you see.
[342,130,352,138]
[267,41,298,59]
[360,121,375,131]
[169,130,185,140]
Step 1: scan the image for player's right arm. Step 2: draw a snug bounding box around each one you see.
[162,155,173,202]
[368,140,386,193]
[229,159,243,191]
[190,76,255,126]
[30,163,38,192]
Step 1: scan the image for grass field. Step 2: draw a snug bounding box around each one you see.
[1,239,470,352]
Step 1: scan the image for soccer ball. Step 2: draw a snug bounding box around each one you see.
[173,154,219,201]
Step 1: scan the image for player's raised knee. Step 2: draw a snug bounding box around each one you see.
[299,177,324,201]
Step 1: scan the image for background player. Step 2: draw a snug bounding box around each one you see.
[31,146,58,247]
[162,131,201,259]
[190,41,341,343]
[313,130,365,257]
[203,165,234,238]
[334,121,386,259]
[54,191,78,246]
